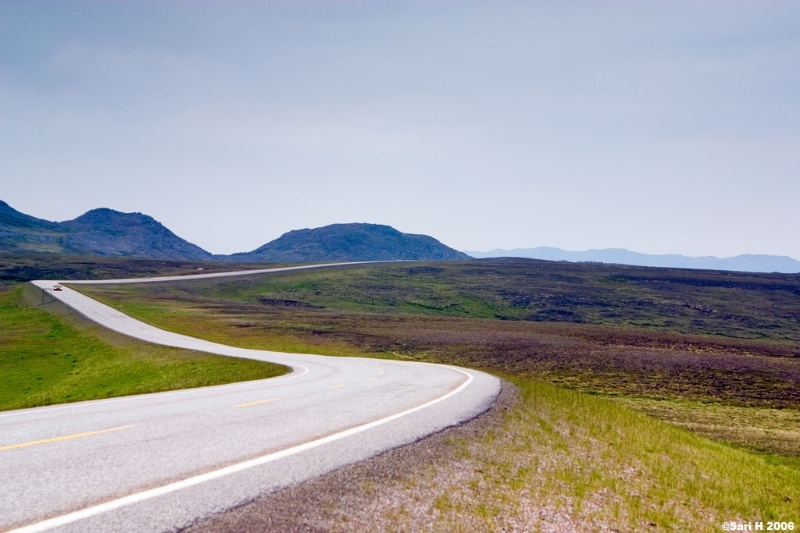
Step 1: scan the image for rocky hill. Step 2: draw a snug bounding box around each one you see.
[229,223,471,262]
[0,200,214,260]
[1,201,469,262]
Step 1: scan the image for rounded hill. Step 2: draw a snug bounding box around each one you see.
[231,223,471,262]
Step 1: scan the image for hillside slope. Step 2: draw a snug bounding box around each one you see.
[0,201,214,260]
[229,223,471,262]
[1,201,468,262]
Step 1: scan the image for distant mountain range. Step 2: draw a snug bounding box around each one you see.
[0,200,467,262]
[5,200,797,272]
[466,246,800,274]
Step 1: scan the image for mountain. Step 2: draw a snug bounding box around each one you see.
[0,200,63,253]
[1,201,468,262]
[466,246,800,274]
[229,223,471,262]
[0,200,214,260]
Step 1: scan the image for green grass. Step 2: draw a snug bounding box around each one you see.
[609,396,800,459]
[4,255,796,527]
[76,259,800,343]
[76,273,800,456]
[393,376,800,531]
[0,284,288,411]
[68,266,800,529]
[78,280,800,405]
[0,252,299,282]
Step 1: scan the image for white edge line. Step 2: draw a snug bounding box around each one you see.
[7,367,474,533]
[14,264,479,531]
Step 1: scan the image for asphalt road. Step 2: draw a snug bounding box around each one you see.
[1,267,500,533]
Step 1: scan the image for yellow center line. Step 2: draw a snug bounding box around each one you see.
[367,377,376,381]
[0,425,134,452]
[378,371,385,376]
[330,384,346,389]
[235,398,278,408]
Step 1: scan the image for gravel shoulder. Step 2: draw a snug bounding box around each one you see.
[180,380,517,533]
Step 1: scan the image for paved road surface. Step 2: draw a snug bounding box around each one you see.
[1,266,500,533]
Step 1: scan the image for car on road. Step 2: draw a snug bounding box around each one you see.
[53,285,62,291]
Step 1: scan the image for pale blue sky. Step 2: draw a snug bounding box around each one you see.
[2,1,799,258]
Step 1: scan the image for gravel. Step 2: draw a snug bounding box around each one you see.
[180,381,517,533]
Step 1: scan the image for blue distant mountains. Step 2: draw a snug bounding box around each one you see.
[4,198,797,272]
[465,247,800,274]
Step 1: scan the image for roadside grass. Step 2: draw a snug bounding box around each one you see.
[609,397,800,459]
[70,268,800,528]
[347,377,800,531]
[0,284,287,411]
[90,298,374,357]
[72,287,800,532]
[107,259,800,341]
[78,282,800,453]
[6,256,796,527]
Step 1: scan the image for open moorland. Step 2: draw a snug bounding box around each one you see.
[66,258,800,530]
[0,253,286,283]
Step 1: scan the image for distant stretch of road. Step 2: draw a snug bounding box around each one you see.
[1,264,500,533]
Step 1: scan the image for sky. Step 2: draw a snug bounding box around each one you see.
[2,1,799,258]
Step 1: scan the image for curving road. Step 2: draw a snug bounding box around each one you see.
[1,266,500,533]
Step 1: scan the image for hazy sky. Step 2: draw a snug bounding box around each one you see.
[2,1,799,258]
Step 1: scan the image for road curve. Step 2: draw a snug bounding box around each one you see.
[1,266,500,533]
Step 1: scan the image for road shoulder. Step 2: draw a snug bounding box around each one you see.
[180,379,515,533]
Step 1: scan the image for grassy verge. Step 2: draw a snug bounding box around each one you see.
[77,281,800,449]
[0,284,288,411]
[106,259,800,341]
[72,270,800,527]
[336,377,800,531]
[610,396,800,459]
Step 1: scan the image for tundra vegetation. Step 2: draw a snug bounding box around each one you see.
[0,253,276,282]
[69,258,800,531]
